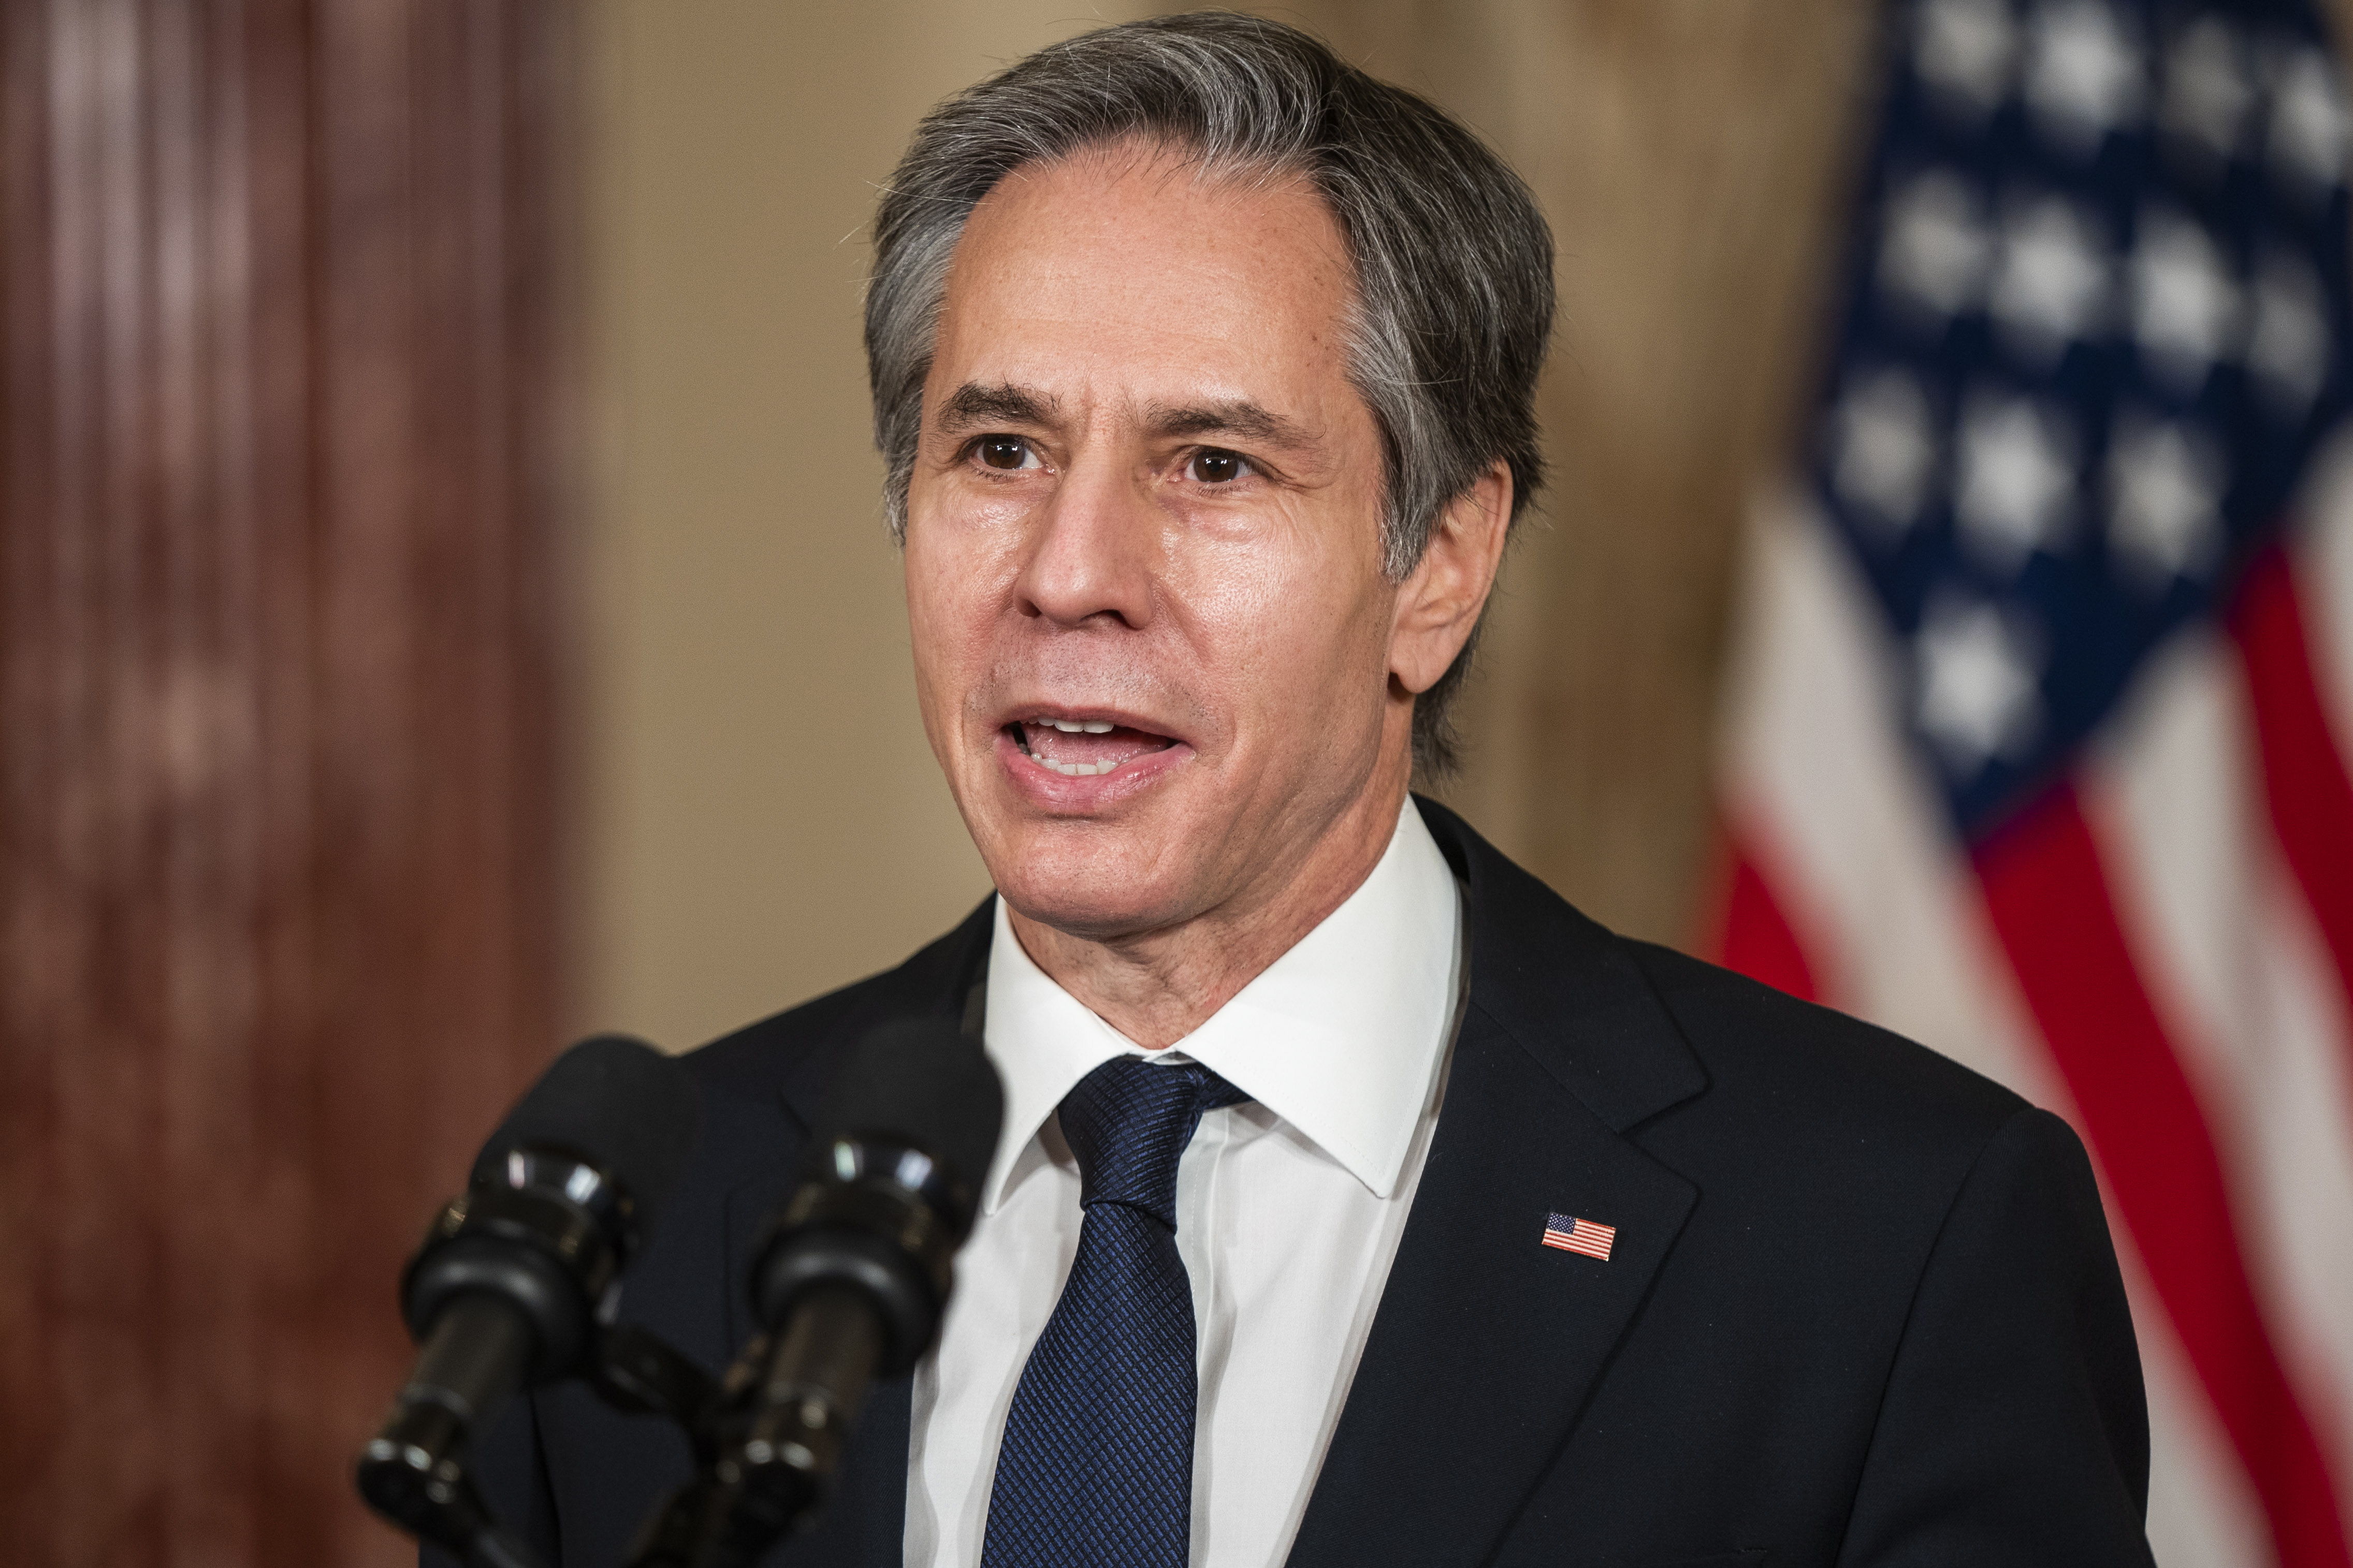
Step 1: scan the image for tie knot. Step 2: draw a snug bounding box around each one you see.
[1056,1056,1248,1228]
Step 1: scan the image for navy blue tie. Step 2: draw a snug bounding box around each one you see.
[979,1056,1250,1568]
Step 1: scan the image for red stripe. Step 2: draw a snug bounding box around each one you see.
[2230,543,2353,1019]
[1712,830,1822,1003]
[1976,785,2350,1568]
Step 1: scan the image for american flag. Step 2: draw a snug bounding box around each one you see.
[1711,1,2353,1562]
[1541,1212,1617,1262]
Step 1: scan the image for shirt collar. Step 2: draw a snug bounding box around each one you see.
[979,798,1462,1212]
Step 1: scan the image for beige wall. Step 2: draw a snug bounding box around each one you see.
[578,1,1880,1050]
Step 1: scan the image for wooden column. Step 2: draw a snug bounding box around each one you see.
[0,2,570,1563]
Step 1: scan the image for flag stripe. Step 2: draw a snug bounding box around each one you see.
[2087,625,2353,1513]
[2126,1220,2279,1568]
[1975,784,2352,1568]
[1714,833,1822,1004]
[2233,545,2353,1033]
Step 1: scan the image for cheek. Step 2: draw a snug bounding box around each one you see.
[1167,510,1393,737]
[900,524,947,652]
[906,471,1034,602]
[901,519,988,715]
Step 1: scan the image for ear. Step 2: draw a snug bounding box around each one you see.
[1389,460,1514,695]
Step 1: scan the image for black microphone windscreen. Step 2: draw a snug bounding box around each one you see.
[812,1018,1005,1195]
[471,1034,702,1222]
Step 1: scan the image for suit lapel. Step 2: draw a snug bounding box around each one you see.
[1285,802,1708,1568]
[1283,1005,1698,1568]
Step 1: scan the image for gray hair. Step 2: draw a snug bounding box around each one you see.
[865,12,1555,774]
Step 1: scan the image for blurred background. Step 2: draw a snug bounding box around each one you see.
[7,1,2352,1565]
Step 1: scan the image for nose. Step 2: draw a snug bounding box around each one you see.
[1014,453,1157,630]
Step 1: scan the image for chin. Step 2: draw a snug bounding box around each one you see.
[987,848,1195,945]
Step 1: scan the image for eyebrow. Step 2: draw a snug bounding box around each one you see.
[935,382,1062,433]
[1144,399,1315,452]
[933,382,1317,455]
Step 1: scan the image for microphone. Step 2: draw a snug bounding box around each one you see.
[359,1034,702,1566]
[629,1017,1004,1568]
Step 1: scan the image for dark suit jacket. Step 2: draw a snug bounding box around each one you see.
[439,799,2153,1568]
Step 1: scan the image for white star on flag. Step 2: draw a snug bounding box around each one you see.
[1915,593,2045,773]
[2249,249,2329,415]
[1880,169,1989,324]
[2107,414,2225,589]
[1916,0,2017,122]
[2130,204,2243,392]
[2026,0,2146,158]
[2267,45,2350,193]
[1991,191,2112,364]
[1957,391,2078,568]
[1833,367,1939,533]
[2159,16,2252,162]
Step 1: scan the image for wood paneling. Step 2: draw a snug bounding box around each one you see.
[0,3,569,1563]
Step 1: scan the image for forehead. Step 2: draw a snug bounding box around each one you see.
[929,145,1359,415]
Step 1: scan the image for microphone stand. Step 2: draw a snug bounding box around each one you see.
[364,1273,878,1568]
[360,1321,721,1568]
[624,1128,976,1568]
[622,1283,883,1568]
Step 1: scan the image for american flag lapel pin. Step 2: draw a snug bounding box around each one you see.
[1542,1211,1616,1262]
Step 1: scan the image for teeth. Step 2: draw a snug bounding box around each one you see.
[1016,717,1139,778]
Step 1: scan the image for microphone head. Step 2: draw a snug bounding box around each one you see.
[810,1017,1005,1201]
[471,1034,702,1228]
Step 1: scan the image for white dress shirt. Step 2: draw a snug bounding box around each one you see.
[903,799,1464,1568]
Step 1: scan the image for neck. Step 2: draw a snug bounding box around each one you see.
[1005,765,1411,1050]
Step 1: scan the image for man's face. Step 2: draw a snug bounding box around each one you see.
[902,144,1413,942]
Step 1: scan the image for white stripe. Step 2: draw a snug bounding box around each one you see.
[2085,630,2353,1510]
[1719,488,2274,1563]
[2120,1235,2277,1568]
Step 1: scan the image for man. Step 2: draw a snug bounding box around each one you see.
[457,15,2154,1566]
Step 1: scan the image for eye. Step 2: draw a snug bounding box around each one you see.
[976,436,1038,471]
[1185,449,1254,485]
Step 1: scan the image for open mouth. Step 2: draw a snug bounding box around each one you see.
[1006,715,1182,778]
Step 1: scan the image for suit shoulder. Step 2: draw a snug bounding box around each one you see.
[682,979,866,1096]
[1621,937,2027,1152]
[680,898,993,1109]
